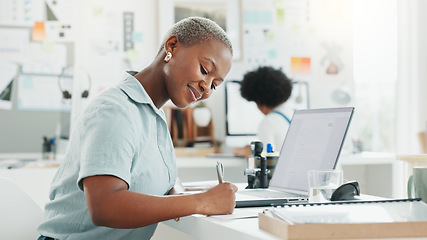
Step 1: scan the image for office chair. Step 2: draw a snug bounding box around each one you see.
[0,177,44,239]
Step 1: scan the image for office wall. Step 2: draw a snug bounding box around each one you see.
[70,0,159,129]
[207,0,354,148]
[417,0,427,133]
[0,0,386,154]
[0,32,75,153]
[0,0,159,153]
[0,89,70,153]
[395,0,427,154]
[72,0,355,150]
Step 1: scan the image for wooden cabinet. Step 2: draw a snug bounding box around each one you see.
[164,107,215,148]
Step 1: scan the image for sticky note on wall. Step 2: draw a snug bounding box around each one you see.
[32,21,46,42]
[291,57,311,74]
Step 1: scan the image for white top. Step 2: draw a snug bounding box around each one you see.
[257,103,292,152]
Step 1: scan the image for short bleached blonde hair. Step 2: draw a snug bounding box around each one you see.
[157,16,233,56]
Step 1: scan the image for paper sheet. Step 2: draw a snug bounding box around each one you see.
[0,28,30,63]
[0,0,44,26]
[21,42,67,75]
[44,0,75,42]
[209,208,260,220]
[17,74,71,111]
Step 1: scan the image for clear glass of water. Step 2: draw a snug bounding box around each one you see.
[308,170,343,203]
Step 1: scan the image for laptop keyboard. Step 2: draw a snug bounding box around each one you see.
[243,190,305,199]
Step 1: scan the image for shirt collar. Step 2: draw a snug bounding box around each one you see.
[273,102,287,112]
[119,72,167,120]
[120,73,151,104]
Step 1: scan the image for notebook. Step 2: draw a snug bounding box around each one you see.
[235,107,354,208]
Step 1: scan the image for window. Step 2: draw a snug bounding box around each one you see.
[352,0,397,152]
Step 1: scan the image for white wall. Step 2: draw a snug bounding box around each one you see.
[417,0,427,135]
[396,0,427,154]
[72,0,160,129]
[3,0,426,153]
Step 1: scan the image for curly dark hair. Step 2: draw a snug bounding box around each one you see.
[240,66,293,107]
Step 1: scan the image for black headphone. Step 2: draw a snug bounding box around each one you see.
[58,65,91,99]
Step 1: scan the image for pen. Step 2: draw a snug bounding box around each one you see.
[216,160,224,183]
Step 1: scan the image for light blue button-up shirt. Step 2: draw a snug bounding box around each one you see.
[38,73,177,240]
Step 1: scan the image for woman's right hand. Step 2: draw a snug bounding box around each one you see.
[196,182,238,215]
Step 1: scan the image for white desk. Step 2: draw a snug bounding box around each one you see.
[0,153,421,240]
[0,152,403,206]
[159,182,279,240]
[178,152,403,198]
[162,207,427,240]
[161,190,426,240]
[162,211,281,240]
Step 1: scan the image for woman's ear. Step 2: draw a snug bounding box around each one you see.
[164,35,179,53]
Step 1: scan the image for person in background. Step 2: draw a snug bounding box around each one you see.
[37,17,237,240]
[233,66,293,158]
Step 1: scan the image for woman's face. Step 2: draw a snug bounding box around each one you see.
[164,38,232,108]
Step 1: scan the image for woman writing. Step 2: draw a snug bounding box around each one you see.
[37,17,237,240]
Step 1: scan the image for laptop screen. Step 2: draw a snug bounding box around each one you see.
[269,107,354,192]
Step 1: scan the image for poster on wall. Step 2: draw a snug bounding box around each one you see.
[44,0,75,42]
[240,0,282,73]
[0,28,30,64]
[313,0,352,81]
[274,0,353,107]
[313,0,353,107]
[0,0,44,26]
[20,42,67,75]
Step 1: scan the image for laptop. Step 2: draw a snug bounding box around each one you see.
[235,107,354,208]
